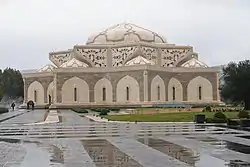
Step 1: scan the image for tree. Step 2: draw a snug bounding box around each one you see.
[0,69,3,100]
[1,68,24,98]
[220,60,250,110]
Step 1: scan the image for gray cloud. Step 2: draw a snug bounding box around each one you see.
[0,0,249,70]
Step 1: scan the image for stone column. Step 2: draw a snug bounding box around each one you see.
[54,73,57,103]
[23,78,28,103]
[216,72,220,102]
[106,47,112,67]
[156,48,162,66]
[143,70,148,102]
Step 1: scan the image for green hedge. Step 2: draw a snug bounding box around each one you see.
[238,110,249,119]
[205,111,227,123]
[0,107,9,114]
[72,108,88,113]
[91,108,110,113]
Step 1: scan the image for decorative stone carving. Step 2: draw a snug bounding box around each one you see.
[125,56,155,66]
[141,46,157,64]
[37,64,56,72]
[181,58,208,68]
[75,48,107,67]
[49,52,73,67]
[60,58,88,68]
[161,48,192,67]
[112,46,137,66]
[86,22,167,45]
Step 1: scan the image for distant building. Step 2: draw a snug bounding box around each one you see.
[22,23,221,108]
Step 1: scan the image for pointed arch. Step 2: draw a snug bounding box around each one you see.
[168,78,183,102]
[94,78,113,103]
[187,76,213,102]
[61,77,89,103]
[27,81,44,105]
[116,75,140,103]
[151,75,165,101]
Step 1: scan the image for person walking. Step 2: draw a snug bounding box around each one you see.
[11,102,15,111]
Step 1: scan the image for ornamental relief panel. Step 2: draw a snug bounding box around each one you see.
[161,48,192,67]
[75,48,107,67]
[111,46,137,66]
[141,46,157,64]
[50,53,72,67]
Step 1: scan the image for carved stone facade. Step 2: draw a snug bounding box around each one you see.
[22,23,221,108]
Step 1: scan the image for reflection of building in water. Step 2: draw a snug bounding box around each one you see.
[22,22,221,108]
[138,138,200,166]
[81,139,142,167]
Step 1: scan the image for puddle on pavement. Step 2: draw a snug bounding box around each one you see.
[187,136,250,154]
[138,138,199,166]
[0,138,64,165]
[226,160,250,166]
[237,135,250,140]
[81,139,143,167]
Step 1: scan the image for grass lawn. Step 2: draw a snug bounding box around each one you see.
[103,112,240,122]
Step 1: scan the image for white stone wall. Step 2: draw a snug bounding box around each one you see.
[27,81,44,105]
[116,75,140,103]
[61,77,89,103]
[151,75,165,102]
[187,76,213,102]
[26,74,216,105]
[94,78,113,103]
[168,78,183,102]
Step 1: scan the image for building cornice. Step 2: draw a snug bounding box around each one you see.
[74,42,193,49]
[22,72,53,78]
[49,49,73,55]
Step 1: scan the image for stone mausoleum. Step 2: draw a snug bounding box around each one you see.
[22,23,221,108]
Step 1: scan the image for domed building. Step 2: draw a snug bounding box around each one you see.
[22,23,221,108]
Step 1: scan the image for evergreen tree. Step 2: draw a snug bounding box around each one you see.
[220,60,250,110]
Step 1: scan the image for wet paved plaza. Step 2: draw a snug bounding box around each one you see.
[1,109,250,167]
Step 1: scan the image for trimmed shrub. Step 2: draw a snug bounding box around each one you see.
[0,107,9,114]
[99,110,108,116]
[109,108,120,112]
[238,110,249,119]
[214,112,227,119]
[227,119,240,126]
[92,108,110,113]
[205,118,214,123]
[212,117,227,123]
[202,106,212,112]
[72,108,88,113]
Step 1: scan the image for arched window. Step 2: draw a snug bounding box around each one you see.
[102,87,106,101]
[126,86,129,101]
[172,87,175,101]
[74,87,77,102]
[34,90,37,102]
[198,86,202,100]
[157,86,160,101]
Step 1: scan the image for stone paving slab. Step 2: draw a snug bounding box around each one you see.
[1,109,250,167]
[108,138,192,167]
[159,136,250,164]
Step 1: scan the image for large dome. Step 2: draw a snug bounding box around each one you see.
[86,23,167,45]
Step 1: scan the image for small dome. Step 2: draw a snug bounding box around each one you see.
[60,58,88,68]
[86,22,167,45]
[37,64,56,72]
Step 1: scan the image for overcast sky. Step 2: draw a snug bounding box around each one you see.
[0,0,250,70]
